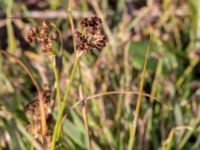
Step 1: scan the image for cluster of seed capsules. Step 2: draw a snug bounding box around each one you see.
[27,21,56,54]
[74,16,108,51]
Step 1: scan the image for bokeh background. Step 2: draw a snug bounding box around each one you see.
[0,0,199,149]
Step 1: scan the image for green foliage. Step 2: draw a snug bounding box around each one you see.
[0,0,199,150]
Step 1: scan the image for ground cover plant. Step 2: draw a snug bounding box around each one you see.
[0,0,200,150]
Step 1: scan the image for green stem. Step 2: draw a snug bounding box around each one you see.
[128,37,151,150]
[52,62,61,110]
[51,54,81,150]
[63,55,80,102]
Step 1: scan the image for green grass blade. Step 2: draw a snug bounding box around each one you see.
[128,36,152,150]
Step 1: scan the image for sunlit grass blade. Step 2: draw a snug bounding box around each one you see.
[128,36,151,150]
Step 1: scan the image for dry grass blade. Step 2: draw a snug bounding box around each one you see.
[0,51,47,138]
[71,90,172,110]
[7,10,91,19]
[162,126,193,150]
[79,86,93,150]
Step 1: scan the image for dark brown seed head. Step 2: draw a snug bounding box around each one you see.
[80,16,102,35]
[27,21,56,54]
[38,21,55,53]
[75,16,107,52]
[90,16,102,27]
[93,36,108,50]
[91,28,108,50]
[80,18,89,27]
[74,31,91,51]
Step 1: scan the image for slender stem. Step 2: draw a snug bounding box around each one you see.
[71,91,163,109]
[79,86,92,150]
[63,54,81,102]
[52,62,61,110]
[128,37,151,150]
[51,54,81,150]
[49,23,63,112]
[50,23,63,75]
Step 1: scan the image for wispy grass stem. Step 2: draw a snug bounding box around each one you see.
[128,37,151,150]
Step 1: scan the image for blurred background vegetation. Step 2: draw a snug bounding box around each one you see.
[0,0,199,149]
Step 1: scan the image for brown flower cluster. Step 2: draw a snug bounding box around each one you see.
[80,16,102,34]
[27,21,56,53]
[25,86,52,143]
[74,16,108,51]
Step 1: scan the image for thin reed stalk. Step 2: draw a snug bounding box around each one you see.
[52,62,62,110]
[71,90,172,110]
[128,37,151,150]
[79,86,93,150]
